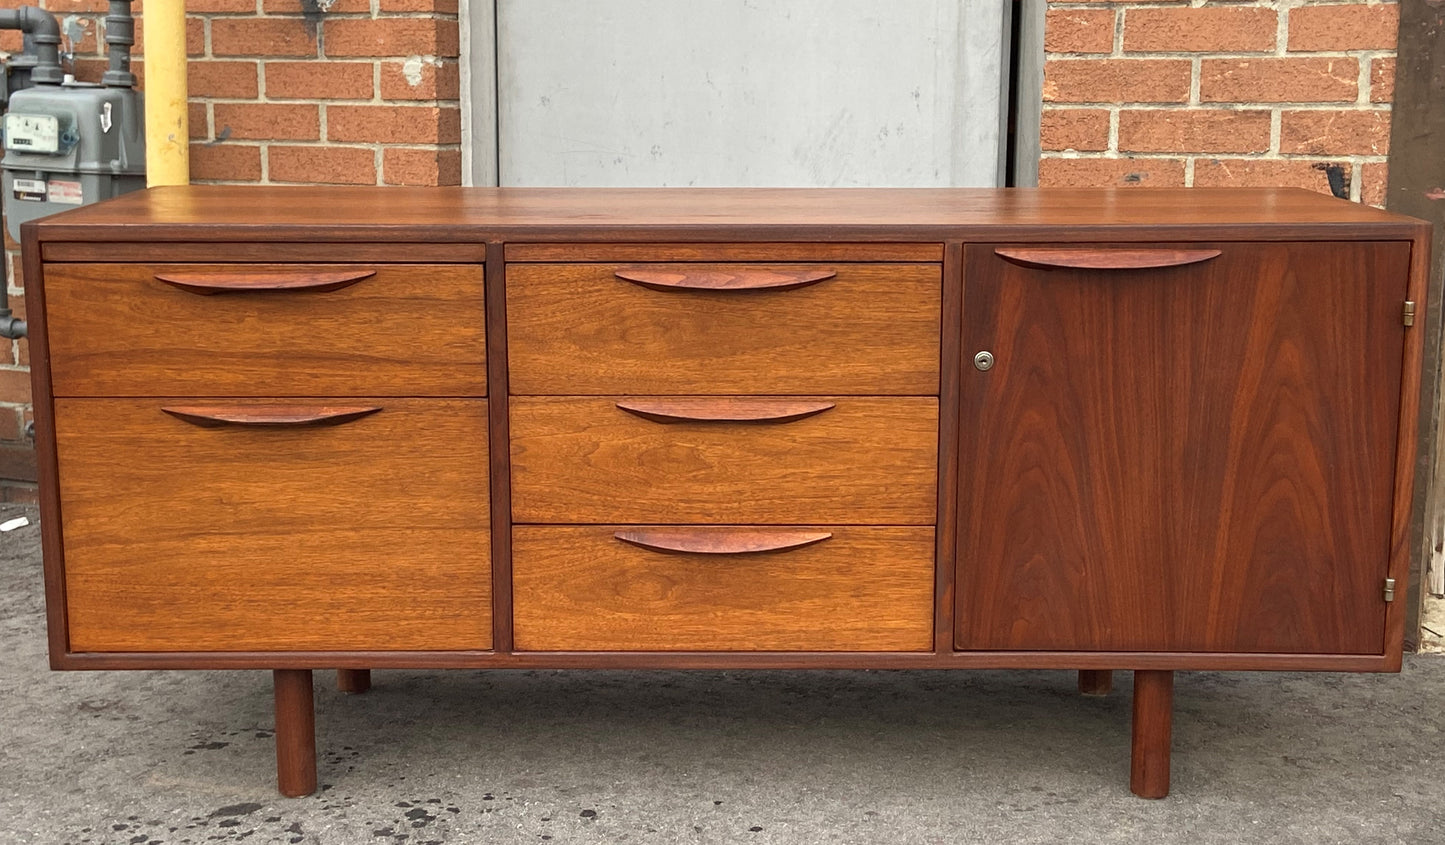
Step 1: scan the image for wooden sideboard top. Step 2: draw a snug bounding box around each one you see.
[25,186,1426,243]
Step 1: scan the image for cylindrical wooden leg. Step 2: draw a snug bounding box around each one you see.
[337,669,371,694]
[1130,669,1174,799]
[273,669,317,798]
[1078,669,1113,696]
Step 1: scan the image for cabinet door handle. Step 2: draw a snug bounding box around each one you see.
[994,248,1221,270]
[614,528,833,555]
[614,265,836,291]
[154,269,376,295]
[161,404,382,428]
[616,398,835,424]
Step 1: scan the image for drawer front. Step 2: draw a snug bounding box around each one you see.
[55,398,491,652]
[513,525,935,651]
[507,263,941,394]
[44,263,486,397]
[511,396,938,524]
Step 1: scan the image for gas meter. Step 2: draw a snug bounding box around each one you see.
[1,82,144,242]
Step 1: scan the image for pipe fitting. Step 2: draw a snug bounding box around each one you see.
[0,6,63,85]
[103,0,135,88]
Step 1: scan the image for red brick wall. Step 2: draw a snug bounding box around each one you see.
[1040,0,1396,204]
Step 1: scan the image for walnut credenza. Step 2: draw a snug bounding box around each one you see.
[23,186,1432,799]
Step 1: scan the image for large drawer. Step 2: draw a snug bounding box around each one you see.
[513,525,935,652]
[510,396,938,524]
[507,263,941,394]
[55,398,492,652]
[43,263,487,397]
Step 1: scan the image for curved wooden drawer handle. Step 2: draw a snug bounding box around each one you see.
[614,265,836,291]
[161,404,382,428]
[614,528,833,555]
[154,269,376,295]
[616,398,835,424]
[994,248,1222,270]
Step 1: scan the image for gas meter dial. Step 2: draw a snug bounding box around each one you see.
[4,112,75,154]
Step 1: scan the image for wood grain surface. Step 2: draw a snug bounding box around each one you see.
[56,398,492,652]
[957,241,1410,654]
[506,243,943,262]
[507,263,941,395]
[512,525,934,652]
[28,186,1423,244]
[45,263,486,397]
[1130,670,1174,799]
[511,396,937,524]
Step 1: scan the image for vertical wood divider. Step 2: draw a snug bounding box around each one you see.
[935,241,962,653]
[485,242,514,653]
[23,230,71,666]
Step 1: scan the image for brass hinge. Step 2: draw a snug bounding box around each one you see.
[1403,301,1417,326]
[1384,578,1396,602]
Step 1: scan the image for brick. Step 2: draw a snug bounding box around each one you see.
[0,369,30,405]
[1037,156,1186,188]
[0,407,18,441]
[2,483,40,505]
[211,18,320,57]
[42,0,107,11]
[1360,162,1389,208]
[1039,108,1110,152]
[1118,109,1271,154]
[189,101,209,140]
[263,0,371,11]
[1193,158,1350,198]
[268,145,376,184]
[0,340,12,368]
[1371,57,1395,103]
[185,0,261,11]
[132,16,207,56]
[213,102,319,140]
[1045,9,1113,54]
[1043,59,1190,104]
[0,31,20,53]
[379,0,460,12]
[383,147,462,186]
[327,105,460,144]
[323,19,459,58]
[1281,109,1391,156]
[1123,7,1277,53]
[61,17,99,54]
[380,59,460,101]
[266,61,374,99]
[1201,58,1358,103]
[189,142,263,181]
[1289,3,1398,52]
[188,60,259,98]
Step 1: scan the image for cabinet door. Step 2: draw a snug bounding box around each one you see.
[957,242,1410,654]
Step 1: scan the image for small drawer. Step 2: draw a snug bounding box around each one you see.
[43,263,486,397]
[507,263,941,394]
[510,396,938,524]
[513,525,935,652]
[55,398,491,652]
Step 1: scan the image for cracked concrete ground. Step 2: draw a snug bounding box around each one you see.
[3,502,1444,845]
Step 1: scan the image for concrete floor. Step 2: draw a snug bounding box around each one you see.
[3,502,1444,845]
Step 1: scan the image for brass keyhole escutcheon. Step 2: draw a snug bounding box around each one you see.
[974,351,994,371]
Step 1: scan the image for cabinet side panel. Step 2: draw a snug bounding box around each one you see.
[957,242,1409,654]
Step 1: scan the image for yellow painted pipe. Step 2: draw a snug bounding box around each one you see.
[143,0,189,186]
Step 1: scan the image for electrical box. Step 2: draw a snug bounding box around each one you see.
[1,83,144,241]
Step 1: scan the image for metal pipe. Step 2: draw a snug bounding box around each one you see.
[0,6,62,85]
[144,1,189,185]
[102,0,135,88]
[0,310,24,340]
